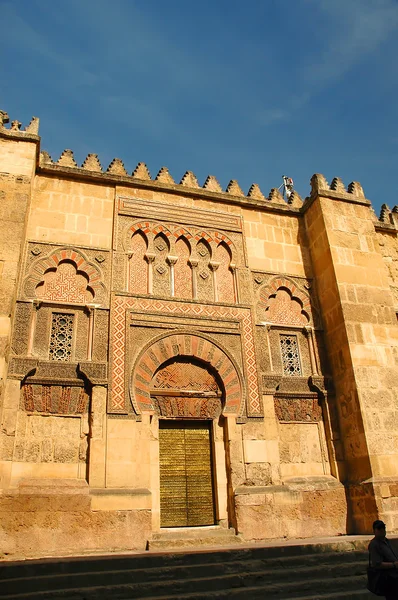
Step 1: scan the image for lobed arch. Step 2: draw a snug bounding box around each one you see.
[122,221,238,264]
[24,247,106,304]
[259,276,312,325]
[130,332,244,416]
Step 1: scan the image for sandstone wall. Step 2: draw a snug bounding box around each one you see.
[28,176,115,248]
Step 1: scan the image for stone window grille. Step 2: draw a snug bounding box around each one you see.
[49,313,74,361]
[280,334,302,376]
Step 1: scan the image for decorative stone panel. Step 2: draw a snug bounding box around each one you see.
[110,296,260,416]
[11,302,31,355]
[129,230,148,294]
[254,272,321,328]
[22,383,89,414]
[274,395,322,422]
[131,332,242,415]
[92,309,109,362]
[21,243,110,307]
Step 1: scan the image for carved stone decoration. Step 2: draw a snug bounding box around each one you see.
[150,359,222,418]
[23,247,107,306]
[36,261,94,304]
[11,302,31,356]
[92,309,109,362]
[174,237,192,299]
[274,396,322,422]
[153,232,170,296]
[153,395,221,418]
[196,239,213,301]
[128,230,148,294]
[78,362,108,385]
[8,357,38,380]
[258,276,313,326]
[215,242,234,303]
[130,331,243,416]
[22,383,89,414]
[112,297,259,415]
[264,289,309,326]
[262,374,282,394]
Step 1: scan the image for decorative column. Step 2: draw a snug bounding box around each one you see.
[167,255,178,297]
[189,259,198,300]
[27,300,41,356]
[209,261,220,302]
[126,252,133,292]
[230,263,238,303]
[145,252,156,294]
[304,325,318,376]
[85,305,95,361]
[263,323,273,371]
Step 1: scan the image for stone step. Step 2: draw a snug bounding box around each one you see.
[0,538,370,580]
[146,589,373,600]
[0,548,367,581]
[0,573,370,599]
[0,538,374,599]
[0,557,366,596]
[147,526,243,550]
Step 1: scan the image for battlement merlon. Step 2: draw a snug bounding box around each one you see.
[1,108,394,226]
[0,109,40,137]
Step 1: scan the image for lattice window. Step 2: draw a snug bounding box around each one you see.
[49,313,74,361]
[280,334,302,376]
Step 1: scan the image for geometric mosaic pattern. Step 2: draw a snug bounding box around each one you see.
[110,296,261,415]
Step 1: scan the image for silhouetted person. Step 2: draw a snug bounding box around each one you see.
[368,520,398,599]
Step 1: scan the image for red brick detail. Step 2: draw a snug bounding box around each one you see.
[259,277,311,325]
[131,333,242,415]
[110,297,260,415]
[31,248,103,302]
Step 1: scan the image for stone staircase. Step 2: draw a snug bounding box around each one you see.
[0,537,374,599]
[147,526,244,550]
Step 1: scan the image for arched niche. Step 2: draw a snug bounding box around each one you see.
[174,236,192,299]
[215,242,234,303]
[131,332,243,416]
[129,230,148,294]
[150,357,223,418]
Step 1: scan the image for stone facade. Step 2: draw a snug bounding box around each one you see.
[1,109,398,558]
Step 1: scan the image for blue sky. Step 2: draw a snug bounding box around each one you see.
[1,0,398,213]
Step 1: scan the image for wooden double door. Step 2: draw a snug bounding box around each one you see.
[159,421,216,527]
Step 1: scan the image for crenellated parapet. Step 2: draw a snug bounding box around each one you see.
[310,173,365,200]
[38,148,303,211]
[378,203,398,230]
[0,108,39,137]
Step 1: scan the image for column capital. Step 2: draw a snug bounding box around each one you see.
[209,261,220,272]
[145,252,156,263]
[167,255,178,265]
